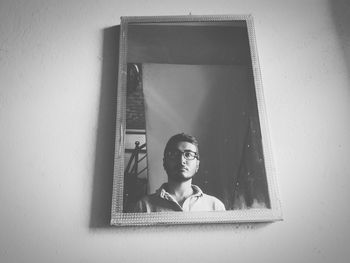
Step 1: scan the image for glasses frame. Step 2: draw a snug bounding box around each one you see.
[165,150,199,161]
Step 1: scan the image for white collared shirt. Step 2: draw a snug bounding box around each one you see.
[132,184,226,212]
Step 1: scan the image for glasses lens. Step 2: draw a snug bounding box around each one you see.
[167,150,197,160]
[183,151,195,160]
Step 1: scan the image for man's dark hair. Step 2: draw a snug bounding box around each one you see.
[163,133,200,158]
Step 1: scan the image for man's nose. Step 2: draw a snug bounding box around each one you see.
[180,154,187,163]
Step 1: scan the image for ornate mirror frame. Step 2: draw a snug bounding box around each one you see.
[111,15,282,226]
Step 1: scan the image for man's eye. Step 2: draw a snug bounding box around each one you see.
[184,152,193,158]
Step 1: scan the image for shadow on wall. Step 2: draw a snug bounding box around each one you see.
[89,26,120,228]
[330,0,350,84]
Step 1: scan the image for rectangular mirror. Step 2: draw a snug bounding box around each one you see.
[111,15,282,226]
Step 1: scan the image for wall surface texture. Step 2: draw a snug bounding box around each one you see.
[1,0,350,262]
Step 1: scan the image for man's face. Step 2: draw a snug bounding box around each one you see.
[163,141,200,182]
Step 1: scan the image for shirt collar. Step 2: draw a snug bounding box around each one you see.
[156,183,204,200]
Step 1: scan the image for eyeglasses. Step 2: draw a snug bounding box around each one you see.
[165,150,199,161]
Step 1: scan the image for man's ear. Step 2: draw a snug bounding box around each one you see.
[195,160,200,173]
[163,157,167,171]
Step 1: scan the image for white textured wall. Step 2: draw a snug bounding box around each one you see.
[1,0,349,262]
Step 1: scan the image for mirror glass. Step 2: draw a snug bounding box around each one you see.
[123,21,270,212]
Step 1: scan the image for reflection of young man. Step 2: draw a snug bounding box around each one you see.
[133,133,226,212]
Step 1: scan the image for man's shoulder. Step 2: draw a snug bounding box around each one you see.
[200,193,226,211]
[201,193,223,203]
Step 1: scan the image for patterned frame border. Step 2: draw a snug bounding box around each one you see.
[110,15,282,226]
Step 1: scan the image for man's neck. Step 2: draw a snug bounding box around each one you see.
[166,180,194,205]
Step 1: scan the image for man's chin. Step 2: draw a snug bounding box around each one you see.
[168,173,194,182]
